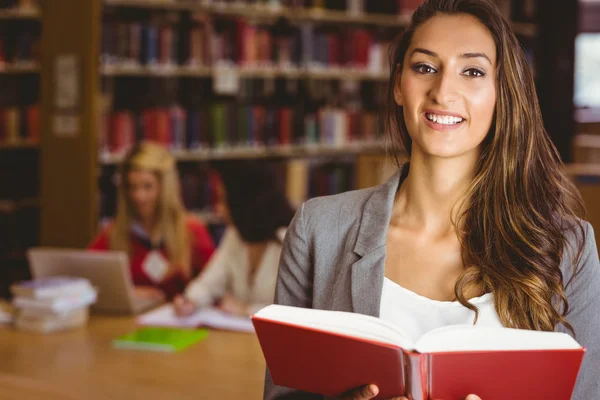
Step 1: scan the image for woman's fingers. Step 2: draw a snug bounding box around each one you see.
[342,384,378,399]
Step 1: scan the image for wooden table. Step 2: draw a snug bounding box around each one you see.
[0,315,267,399]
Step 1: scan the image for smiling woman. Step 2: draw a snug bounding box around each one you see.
[264,0,600,399]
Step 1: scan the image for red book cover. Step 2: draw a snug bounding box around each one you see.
[235,19,247,65]
[279,108,292,146]
[253,306,585,400]
[154,109,171,145]
[26,104,39,144]
[328,33,340,67]
[159,26,173,65]
[142,109,153,142]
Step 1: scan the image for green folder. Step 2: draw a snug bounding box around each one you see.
[113,327,208,352]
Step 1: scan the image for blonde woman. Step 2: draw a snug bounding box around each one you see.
[89,142,215,299]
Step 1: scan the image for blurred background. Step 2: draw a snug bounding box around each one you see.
[0,0,598,297]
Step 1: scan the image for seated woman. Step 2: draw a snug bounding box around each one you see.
[89,142,215,300]
[174,160,295,317]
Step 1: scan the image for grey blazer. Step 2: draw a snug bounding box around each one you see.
[264,169,600,400]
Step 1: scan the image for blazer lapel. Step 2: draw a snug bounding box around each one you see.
[350,167,405,317]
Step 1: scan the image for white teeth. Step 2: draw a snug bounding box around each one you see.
[426,113,463,125]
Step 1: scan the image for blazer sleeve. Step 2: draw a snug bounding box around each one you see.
[558,222,600,400]
[264,203,323,400]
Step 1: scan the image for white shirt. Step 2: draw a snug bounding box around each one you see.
[379,277,503,343]
[184,227,285,315]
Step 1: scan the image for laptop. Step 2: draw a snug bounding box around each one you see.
[27,248,164,314]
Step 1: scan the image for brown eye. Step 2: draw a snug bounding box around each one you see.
[464,68,485,77]
[413,64,437,74]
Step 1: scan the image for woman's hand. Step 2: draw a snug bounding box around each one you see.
[218,293,249,316]
[340,385,482,400]
[173,294,198,316]
[340,384,403,400]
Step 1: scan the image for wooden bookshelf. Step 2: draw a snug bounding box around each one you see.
[38,0,554,249]
[0,7,41,20]
[103,0,412,27]
[103,0,538,36]
[0,64,40,74]
[0,197,40,212]
[100,64,388,80]
[99,142,386,165]
[0,142,38,149]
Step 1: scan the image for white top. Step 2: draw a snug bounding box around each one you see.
[379,277,503,343]
[184,227,285,315]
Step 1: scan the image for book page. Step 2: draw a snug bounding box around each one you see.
[253,305,414,349]
[137,304,255,333]
[415,325,582,353]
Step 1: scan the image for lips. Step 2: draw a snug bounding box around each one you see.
[422,110,466,131]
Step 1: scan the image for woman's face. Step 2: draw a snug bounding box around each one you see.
[127,169,161,221]
[396,13,497,160]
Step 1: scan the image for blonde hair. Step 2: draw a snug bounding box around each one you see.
[110,142,191,277]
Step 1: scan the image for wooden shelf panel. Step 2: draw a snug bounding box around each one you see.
[104,1,537,36]
[100,64,388,80]
[565,163,600,177]
[0,7,41,20]
[0,197,40,212]
[0,64,40,74]
[0,142,39,149]
[99,143,386,165]
[103,0,410,26]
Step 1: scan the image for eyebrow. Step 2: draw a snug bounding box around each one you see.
[411,48,493,65]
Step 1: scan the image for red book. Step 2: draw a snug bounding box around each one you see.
[279,108,292,146]
[252,305,585,400]
[26,104,40,143]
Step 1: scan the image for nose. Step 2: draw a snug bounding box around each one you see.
[429,70,459,106]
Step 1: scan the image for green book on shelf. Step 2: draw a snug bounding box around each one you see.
[113,327,208,352]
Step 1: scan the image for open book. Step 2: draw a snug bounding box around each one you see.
[252,305,585,400]
[137,304,255,333]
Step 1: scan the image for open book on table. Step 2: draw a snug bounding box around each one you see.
[252,305,585,400]
[137,304,254,333]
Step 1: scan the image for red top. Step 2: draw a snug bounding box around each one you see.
[88,217,215,299]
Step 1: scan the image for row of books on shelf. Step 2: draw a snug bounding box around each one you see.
[102,15,393,72]
[106,0,423,18]
[100,157,364,220]
[0,0,38,11]
[0,104,39,145]
[106,0,537,24]
[0,31,40,67]
[99,103,379,155]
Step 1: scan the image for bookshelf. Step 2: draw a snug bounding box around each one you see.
[37,0,554,250]
[0,0,42,297]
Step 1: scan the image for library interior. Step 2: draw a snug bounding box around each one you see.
[0,0,599,399]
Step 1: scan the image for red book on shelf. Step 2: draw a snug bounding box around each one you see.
[253,305,585,400]
[279,108,292,146]
[328,33,340,67]
[26,105,39,144]
[110,111,135,153]
[154,109,171,146]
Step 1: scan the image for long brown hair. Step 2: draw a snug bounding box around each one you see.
[384,0,587,332]
[110,142,191,277]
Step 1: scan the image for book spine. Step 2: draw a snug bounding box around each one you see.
[403,351,427,400]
